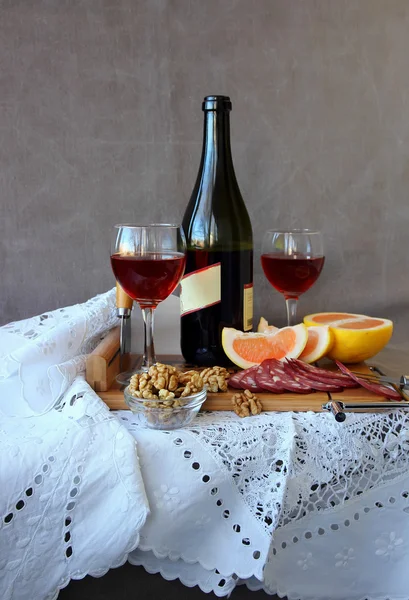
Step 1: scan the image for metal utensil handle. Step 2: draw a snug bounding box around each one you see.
[369,365,409,391]
[326,401,346,422]
[400,375,409,388]
[322,400,409,421]
[342,401,409,410]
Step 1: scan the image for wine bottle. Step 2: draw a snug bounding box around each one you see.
[180,95,253,366]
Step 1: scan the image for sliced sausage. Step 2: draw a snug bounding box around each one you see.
[268,358,313,393]
[290,359,359,388]
[335,361,402,400]
[255,360,286,393]
[283,361,343,393]
[288,359,356,389]
[228,370,247,389]
[238,365,264,393]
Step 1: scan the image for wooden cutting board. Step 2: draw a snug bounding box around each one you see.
[86,327,405,412]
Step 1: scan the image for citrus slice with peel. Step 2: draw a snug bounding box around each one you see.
[304,312,368,324]
[257,316,279,334]
[222,324,308,369]
[298,326,334,364]
[303,312,393,363]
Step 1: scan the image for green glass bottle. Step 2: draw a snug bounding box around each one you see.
[180,95,253,366]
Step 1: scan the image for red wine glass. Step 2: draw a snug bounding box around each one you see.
[261,229,324,326]
[111,224,186,371]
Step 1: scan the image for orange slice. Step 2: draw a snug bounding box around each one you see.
[298,326,334,364]
[222,324,308,369]
[303,312,393,363]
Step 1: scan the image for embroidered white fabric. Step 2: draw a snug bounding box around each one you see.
[122,409,409,599]
[0,290,149,600]
[1,290,409,600]
[0,289,118,416]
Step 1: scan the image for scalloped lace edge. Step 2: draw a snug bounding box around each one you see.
[47,531,143,600]
[42,537,404,600]
[135,541,261,581]
[128,557,236,597]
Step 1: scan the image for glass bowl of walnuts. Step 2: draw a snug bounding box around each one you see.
[123,363,208,430]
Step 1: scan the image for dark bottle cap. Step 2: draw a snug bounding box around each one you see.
[202,95,232,111]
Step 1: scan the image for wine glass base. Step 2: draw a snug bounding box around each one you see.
[115,353,151,386]
[116,367,148,386]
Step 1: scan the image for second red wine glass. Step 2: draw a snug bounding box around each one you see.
[111,224,186,371]
[261,229,324,326]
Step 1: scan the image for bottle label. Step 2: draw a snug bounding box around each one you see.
[243,283,253,331]
[180,263,221,316]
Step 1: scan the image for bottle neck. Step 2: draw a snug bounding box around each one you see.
[200,109,234,175]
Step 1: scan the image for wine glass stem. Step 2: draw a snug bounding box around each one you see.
[141,307,156,369]
[285,297,298,326]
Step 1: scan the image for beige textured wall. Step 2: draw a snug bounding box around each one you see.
[1,0,409,339]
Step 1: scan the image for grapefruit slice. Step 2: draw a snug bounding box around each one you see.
[303,312,393,363]
[304,312,367,324]
[298,326,334,364]
[257,317,279,334]
[222,324,308,369]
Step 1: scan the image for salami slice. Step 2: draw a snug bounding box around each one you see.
[268,358,313,393]
[238,366,264,393]
[228,371,247,389]
[283,361,343,393]
[288,359,355,389]
[290,359,359,388]
[255,360,286,393]
[335,361,402,400]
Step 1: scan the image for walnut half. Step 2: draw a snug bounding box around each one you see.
[128,364,204,402]
[178,372,204,397]
[232,390,263,418]
[148,363,179,392]
[200,366,229,393]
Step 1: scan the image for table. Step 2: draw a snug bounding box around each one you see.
[1,289,409,600]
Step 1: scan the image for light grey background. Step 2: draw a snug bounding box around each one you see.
[1,0,409,340]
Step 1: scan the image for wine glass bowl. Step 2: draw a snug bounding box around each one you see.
[261,229,324,326]
[111,224,186,370]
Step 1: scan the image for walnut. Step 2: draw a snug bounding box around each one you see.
[201,366,229,380]
[158,389,175,401]
[179,373,204,397]
[128,363,205,403]
[232,390,263,418]
[138,373,152,391]
[178,370,199,384]
[175,371,204,397]
[143,400,160,408]
[140,389,159,399]
[200,367,229,392]
[149,363,179,392]
[128,373,143,395]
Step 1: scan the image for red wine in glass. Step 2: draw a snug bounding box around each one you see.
[260,253,325,298]
[111,224,186,372]
[261,230,324,326]
[111,252,186,308]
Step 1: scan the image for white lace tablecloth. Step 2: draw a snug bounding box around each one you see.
[1,290,409,600]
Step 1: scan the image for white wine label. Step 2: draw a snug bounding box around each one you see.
[180,263,221,316]
[243,283,253,331]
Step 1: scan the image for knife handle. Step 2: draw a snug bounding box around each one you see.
[116,283,133,317]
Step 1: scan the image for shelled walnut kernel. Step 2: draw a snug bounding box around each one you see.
[128,364,204,408]
[177,373,204,397]
[148,363,179,392]
[128,373,158,399]
[232,390,263,418]
[200,366,229,393]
